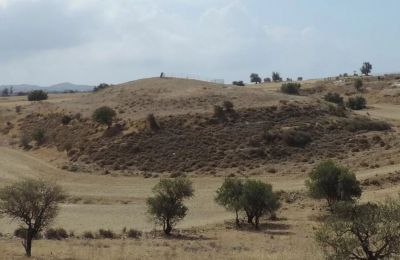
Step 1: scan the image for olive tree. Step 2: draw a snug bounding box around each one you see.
[215,178,243,227]
[146,178,193,235]
[241,180,280,229]
[27,90,48,101]
[92,106,116,128]
[306,161,362,210]
[316,198,400,260]
[0,179,66,257]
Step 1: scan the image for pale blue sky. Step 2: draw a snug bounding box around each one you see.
[0,0,398,85]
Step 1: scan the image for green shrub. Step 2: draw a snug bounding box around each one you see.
[282,130,311,147]
[127,229,142,239]
[324,92,343,104]
[280,83,301,95]
[32,128,46,145]
[97,229,116,239]
[28,90,48,101]
[347,96,366,110]
[82,231,94,239]
[92,106,116,127]
[93,83,110,92]
[215,178,244,227]
[146,114,160,132]
[45,228,68,240]
[61,115,72,125]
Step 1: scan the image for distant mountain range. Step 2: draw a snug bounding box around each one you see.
[0,82,94,93]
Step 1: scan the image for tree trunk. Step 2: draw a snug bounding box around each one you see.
[235,210,241,228]
[164,219,172,235]
[24,229,33,257]
[255,216,260,230]
[245,210,254,224]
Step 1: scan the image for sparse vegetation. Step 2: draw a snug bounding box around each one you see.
[92,106,116,127]
[126,229,142,239]
[344,118,391,132]
[28,90,48,101]
[316,197,400,260]
[97,229,116,239]
[147,178,194,235]
[281,83,301,95]
[306,161,361,210]
[0,179,66,256]
[347,96,367,110]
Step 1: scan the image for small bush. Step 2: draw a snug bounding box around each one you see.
[282,130,311,147]
[347,96,366,110]
[92,106,116,127]
[15,106,21,113]
[280,83,301,95]
[354,78,363,91]
[32,128,46,145]
[127,229,142,239]
[82,231,94,239]
[222,101,234,112]
[28,90,48,101]
[45,228,68,240]
[97,229,116,239]
[61,115,72,125]
[324,92,343,105]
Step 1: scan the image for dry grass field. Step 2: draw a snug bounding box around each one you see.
[0,77,400,259]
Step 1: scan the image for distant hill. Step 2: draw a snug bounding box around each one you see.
[0,82,94,93]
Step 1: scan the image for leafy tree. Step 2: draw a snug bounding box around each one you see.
[215,178,244,227]
[354,78,363,91]
[250,73,262,84]
[92,106,116,127]
[316,198,400,260]
[347,96,367,110]
[1,88,9,97]
[264,77,271,83]
[147,178,194,235]
[28,90,48,101]
[324,92,344,105]
[281,83,301,95]
[241,180,280,229]
[306,161,361,210]
[272,72,282,82]
[0,179,66,257]
[360,62,372,76]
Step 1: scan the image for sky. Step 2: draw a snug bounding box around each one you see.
[0,0,399,86]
